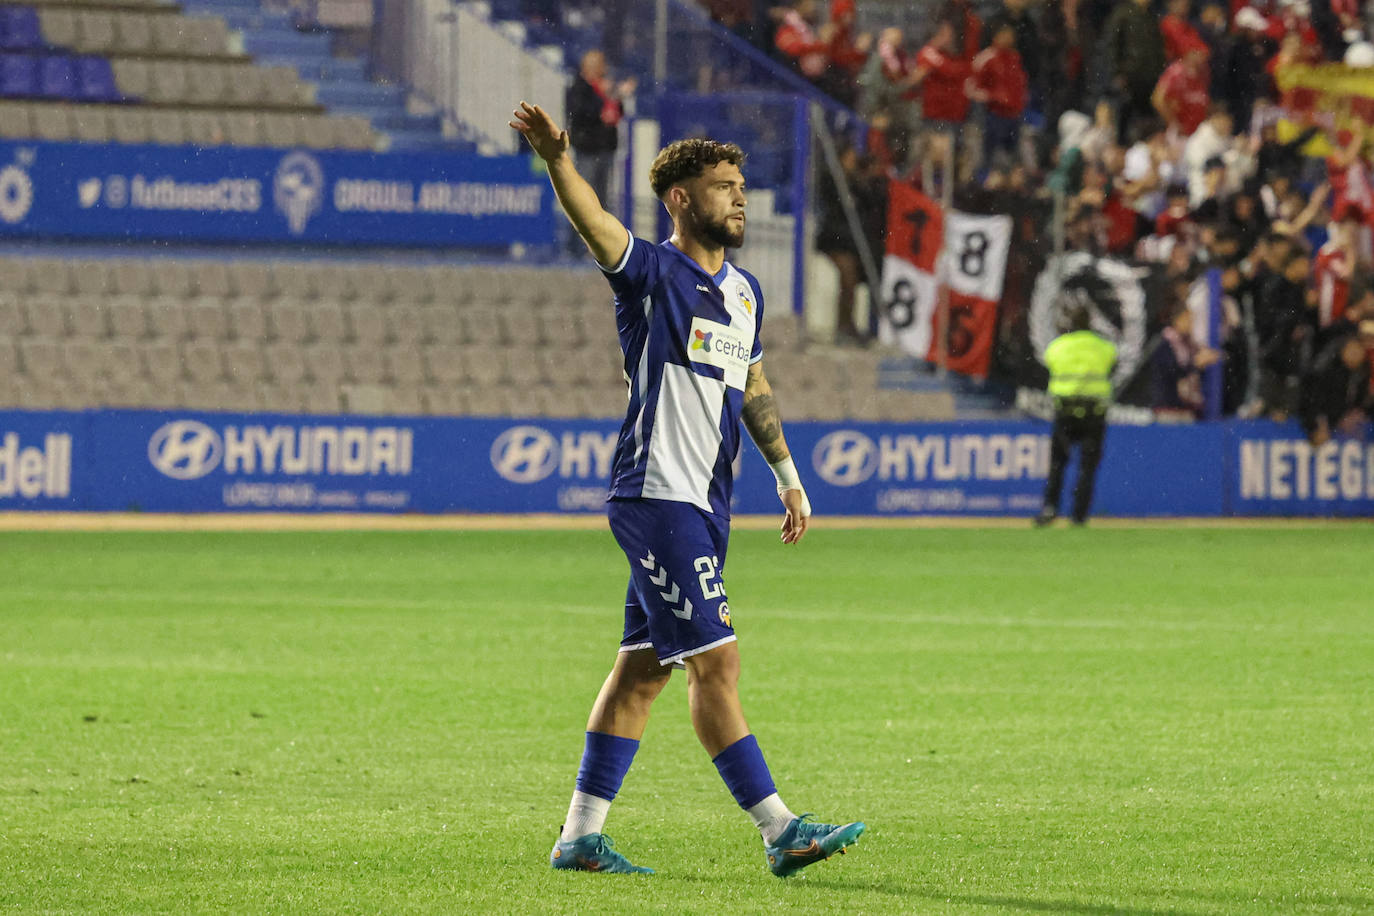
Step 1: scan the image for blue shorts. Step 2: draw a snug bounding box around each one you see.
[607,497,735,667]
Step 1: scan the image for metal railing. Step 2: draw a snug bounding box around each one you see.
[366,0,889,328]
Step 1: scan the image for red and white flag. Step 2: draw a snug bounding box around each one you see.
[878,182,1012,377]
[877,181,944,360]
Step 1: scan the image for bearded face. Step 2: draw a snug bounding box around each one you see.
[693,199,746,249]
[680,161,747,250]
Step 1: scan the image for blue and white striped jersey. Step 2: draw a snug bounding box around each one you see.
[601,232,765,517]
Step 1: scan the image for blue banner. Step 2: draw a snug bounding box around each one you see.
[0,410,1370,516]
[1229,424,1374,516]
[0,140,554,247]
[91,411,428,513]
[0,410,81,509]
[761,422,1229,517]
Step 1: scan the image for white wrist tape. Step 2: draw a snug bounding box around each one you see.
[769,457,812,517]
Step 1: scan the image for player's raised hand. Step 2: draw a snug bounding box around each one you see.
[780,488,810,545]
[510,101,569,163]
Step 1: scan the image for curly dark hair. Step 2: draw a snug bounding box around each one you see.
[648,139,746,199]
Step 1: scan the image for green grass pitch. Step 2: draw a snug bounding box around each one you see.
[2,524,1372,914]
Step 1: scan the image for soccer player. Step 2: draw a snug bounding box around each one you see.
[509,101,865,877]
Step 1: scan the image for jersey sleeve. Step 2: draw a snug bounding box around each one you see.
[748,273,765,364]
[599,229,660,306]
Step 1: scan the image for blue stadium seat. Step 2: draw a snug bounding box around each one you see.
[0,53,38,97]
[0,7,44,52]
[75,55,119,102]
[39,53,77,99]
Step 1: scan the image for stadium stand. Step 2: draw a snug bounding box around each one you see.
[0,0,380,150]
[0,0,957,423]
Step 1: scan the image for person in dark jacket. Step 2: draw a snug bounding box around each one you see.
[1308,0,1351,63]
[1256,250,1318,419]
[1151,302,1221,417]
[1214,6,1276,129]
[1300,335,1372,444]
[1225,188,1269,259]
[1101,0,1166,144]
[815,146,886,344]
[1255,121,1321,186]
[1038,0,1086,165]
[564,50,635,217]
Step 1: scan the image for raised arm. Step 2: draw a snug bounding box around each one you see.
[1274,181,1329,236]
[742,361,811,545]
[509,100,629,268]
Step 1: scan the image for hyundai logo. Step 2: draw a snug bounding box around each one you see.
[148,420,223,480]
[490,425,559,484]
[0,164,34,225]
[811,430,878,487]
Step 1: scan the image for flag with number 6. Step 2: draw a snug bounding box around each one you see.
[938,211,1012,377]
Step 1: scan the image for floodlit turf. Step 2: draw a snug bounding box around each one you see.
[2,524,1373,914]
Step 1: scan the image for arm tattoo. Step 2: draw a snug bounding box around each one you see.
[743,388,789,463]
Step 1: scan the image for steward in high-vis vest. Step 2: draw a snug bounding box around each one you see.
[1036,303,1117,526]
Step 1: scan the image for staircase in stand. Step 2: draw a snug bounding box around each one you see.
[178,0,473,152]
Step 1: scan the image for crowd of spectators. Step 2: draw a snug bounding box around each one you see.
[696,0,1374,439]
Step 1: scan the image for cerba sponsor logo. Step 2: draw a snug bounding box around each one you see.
[811,429,1049,487]
[490,425,617,484]
[686,317,750,389]
[0,432,71,499]
[147,420,413,480]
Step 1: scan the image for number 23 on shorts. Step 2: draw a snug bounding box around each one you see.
[694,555,730,626]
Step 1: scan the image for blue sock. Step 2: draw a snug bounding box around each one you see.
[711,734,777,809]
[575,731,640,801]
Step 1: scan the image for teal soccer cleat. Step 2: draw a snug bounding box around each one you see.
[550,832,654,874]
[765,815,866,877]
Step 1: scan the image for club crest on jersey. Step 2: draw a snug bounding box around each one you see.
[718,603,732,627]
[735,284,754,314]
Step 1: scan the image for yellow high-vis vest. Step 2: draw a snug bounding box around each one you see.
[1044,330,1117,402]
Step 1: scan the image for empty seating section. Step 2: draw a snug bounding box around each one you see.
[0,98,374,148]
[0,0,378,150]
[0,258,616,417]
[103,59,313,107]
[0,257,945,420]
